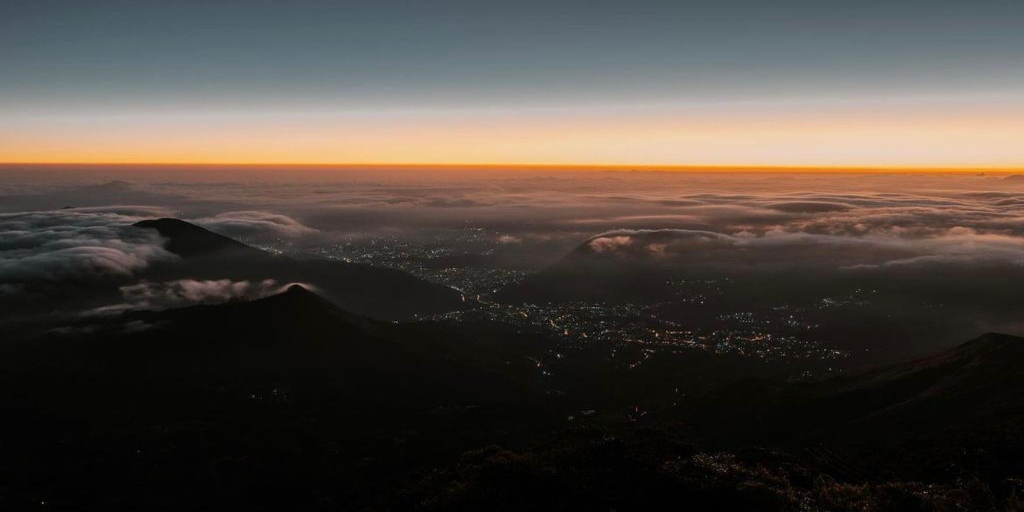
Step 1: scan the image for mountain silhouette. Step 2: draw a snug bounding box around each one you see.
[133,218,464,320]
[134,217,273,260]
[4,284,544,396]
[691,332,1024,443]
[30,284,527,388]
[85,179,136,192]
[0,286,555,509]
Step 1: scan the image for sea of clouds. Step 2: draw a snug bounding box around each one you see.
[2,168,1023,302]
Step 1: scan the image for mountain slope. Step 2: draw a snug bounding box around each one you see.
[133,217,464,320]
[691,332,1024,443]
[4,284,539,400]
[0,286,556,510]
[134,217,273,260]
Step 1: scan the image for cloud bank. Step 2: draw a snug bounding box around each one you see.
[0,209,177,284]
[94,278,288,313]
[192,211,317,238]
[4,171,1024,279]
[582,227,1024,271]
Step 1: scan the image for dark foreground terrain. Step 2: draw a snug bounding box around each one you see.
[3,223,1024,511]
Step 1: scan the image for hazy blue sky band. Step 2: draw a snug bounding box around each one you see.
[3,0,1023,113]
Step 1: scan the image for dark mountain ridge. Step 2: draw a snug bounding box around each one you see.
[0,285,558,510]
[377,332,1024,511]
[6,284,538,399]
[134,217,273,260]
[690,332,1024,445]
[133,217,464,320]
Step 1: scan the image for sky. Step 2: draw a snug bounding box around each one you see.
[2,0,1023,167]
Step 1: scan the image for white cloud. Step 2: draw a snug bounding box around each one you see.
[89,278,289,314]
[0,209,177,284]
[192,211,316,238]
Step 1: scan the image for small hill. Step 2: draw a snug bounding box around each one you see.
[86,180,135,192]
[133,218,464,320]
[496,229,839,304]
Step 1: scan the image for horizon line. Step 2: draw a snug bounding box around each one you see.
[1,162,1022,174]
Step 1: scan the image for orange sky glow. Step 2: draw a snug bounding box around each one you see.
[3,99,1023,169]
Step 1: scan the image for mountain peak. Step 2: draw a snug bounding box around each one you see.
[285,283,309,294]
[261,283,325,304]
[950,332,1024,357]
[243,282,374,330]
[86,180,135,191]
[281,283,321,299]
[134,218,267,259]
[134,218,210,236]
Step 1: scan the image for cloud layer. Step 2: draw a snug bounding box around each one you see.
[92,278,287,313]
[192,211,317,239]
[4,170,1024,279]
[0,208,177,284]
[581,227,1024,273]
